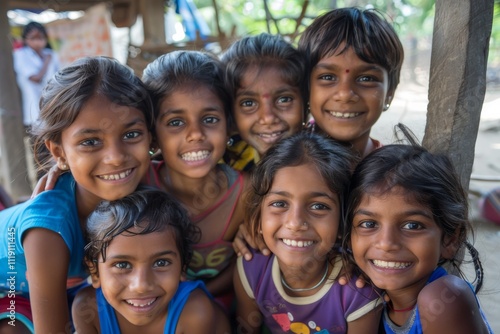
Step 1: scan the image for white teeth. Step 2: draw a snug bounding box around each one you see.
[259,132,282,138]
[372,260,411,269]
[282,239,313,247]
[99,169,132,180]
[182,150,210,161]
[329,111,360,118]
[126,298,156,307]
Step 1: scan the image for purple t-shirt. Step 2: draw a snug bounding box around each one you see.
[238,250,381,333]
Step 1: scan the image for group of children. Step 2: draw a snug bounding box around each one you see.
[0,6,493,334]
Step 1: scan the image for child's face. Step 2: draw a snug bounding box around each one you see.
[155,85,227,179]
[47,94,152,211]
[234,66,303,156]
[25,28,47,53]
[309,46,393,153]
[92,227,182,330]
[260,163,339,268]
[350,187,452,294]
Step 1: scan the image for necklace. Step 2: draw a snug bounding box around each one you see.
[390,302,417,312]
[281,263,329,292]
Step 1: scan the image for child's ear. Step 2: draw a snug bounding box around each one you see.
[441,231,460,260]
[45,140,69,170]
[85,259,101,288]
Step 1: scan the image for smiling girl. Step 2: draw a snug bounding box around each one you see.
[344,133,493,333]
[142,51,249,312]
[234,132,381,334]
[0,56,154,334]
[72,188,230,333]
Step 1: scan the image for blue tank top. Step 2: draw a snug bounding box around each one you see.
[383,266,493,334]
[96,280,210,333]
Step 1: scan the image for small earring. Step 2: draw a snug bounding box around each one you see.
[227,138,234,146]
[383,103,390,111]
[149,149,155,157]
[58,158,69,171]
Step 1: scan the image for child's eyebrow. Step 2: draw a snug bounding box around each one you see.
[314,63,384,73]
[72,118,146,136]
[106,250,178,261]
[269,190,337,201]
[354,208,433,219]
[236,86,298,98]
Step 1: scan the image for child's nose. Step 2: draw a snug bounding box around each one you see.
[257,101,279,125]
[375,226,401,251]
[285,208,308,231]
[103,142,128,166]
[186,122,205,142]
[129,267,155,293]
[333,80,360,103]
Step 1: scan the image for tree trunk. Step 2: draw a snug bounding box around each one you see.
[423,0,494,192]
[140,0,166,47]
[0,0,32,201]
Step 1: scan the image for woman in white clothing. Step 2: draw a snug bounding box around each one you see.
[13,22,59,127]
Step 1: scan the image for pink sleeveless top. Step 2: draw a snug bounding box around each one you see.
[145,161,243,280]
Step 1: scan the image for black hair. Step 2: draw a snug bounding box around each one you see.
[84,186,201,273]
[343,124,483,292]
[298,7,404,96]
[142,50,232,133]
[221,33,308,122]
[22,21,49,48]
[31,56,154,173]
[246,132,357,243]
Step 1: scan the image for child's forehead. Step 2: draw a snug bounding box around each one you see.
[359,185,426,206]
[25,29,45,38]
[104,227,179,253]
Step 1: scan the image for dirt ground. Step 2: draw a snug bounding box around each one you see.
[372,80,500,333]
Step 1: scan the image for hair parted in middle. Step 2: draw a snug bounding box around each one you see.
[246,131,357,244]
[142,50,233,132]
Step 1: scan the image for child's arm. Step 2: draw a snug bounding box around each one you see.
[346,303,382,334]
[29,52,52,83]
[178,288,230,334]
[418,275,490,334]
[233,266,262,334]
[23,228,72,333]
[232,173,270,261]
[204,258,236,296]
[72,286,100,334]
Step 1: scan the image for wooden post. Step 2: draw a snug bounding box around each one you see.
[423,0,494,191]
[0,0,32,201]
[139,0,166,48]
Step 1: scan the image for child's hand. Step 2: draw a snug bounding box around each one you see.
[31,164,62,198]
[337,263,368,288]
[233,224,270,261]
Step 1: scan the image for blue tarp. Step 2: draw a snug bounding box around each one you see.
[174,0,211,40]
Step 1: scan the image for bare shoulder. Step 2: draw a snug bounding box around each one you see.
[72,286,100,334]
[418,275,489,334]
[178,288,230,334]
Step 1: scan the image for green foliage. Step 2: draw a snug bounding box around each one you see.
[192,0,438,42]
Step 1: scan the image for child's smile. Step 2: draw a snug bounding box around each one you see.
[261,163,339,269]
[156,85,227,180]
[309,46,392,154]
[234,66,303,156]
[351,187,446,295]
